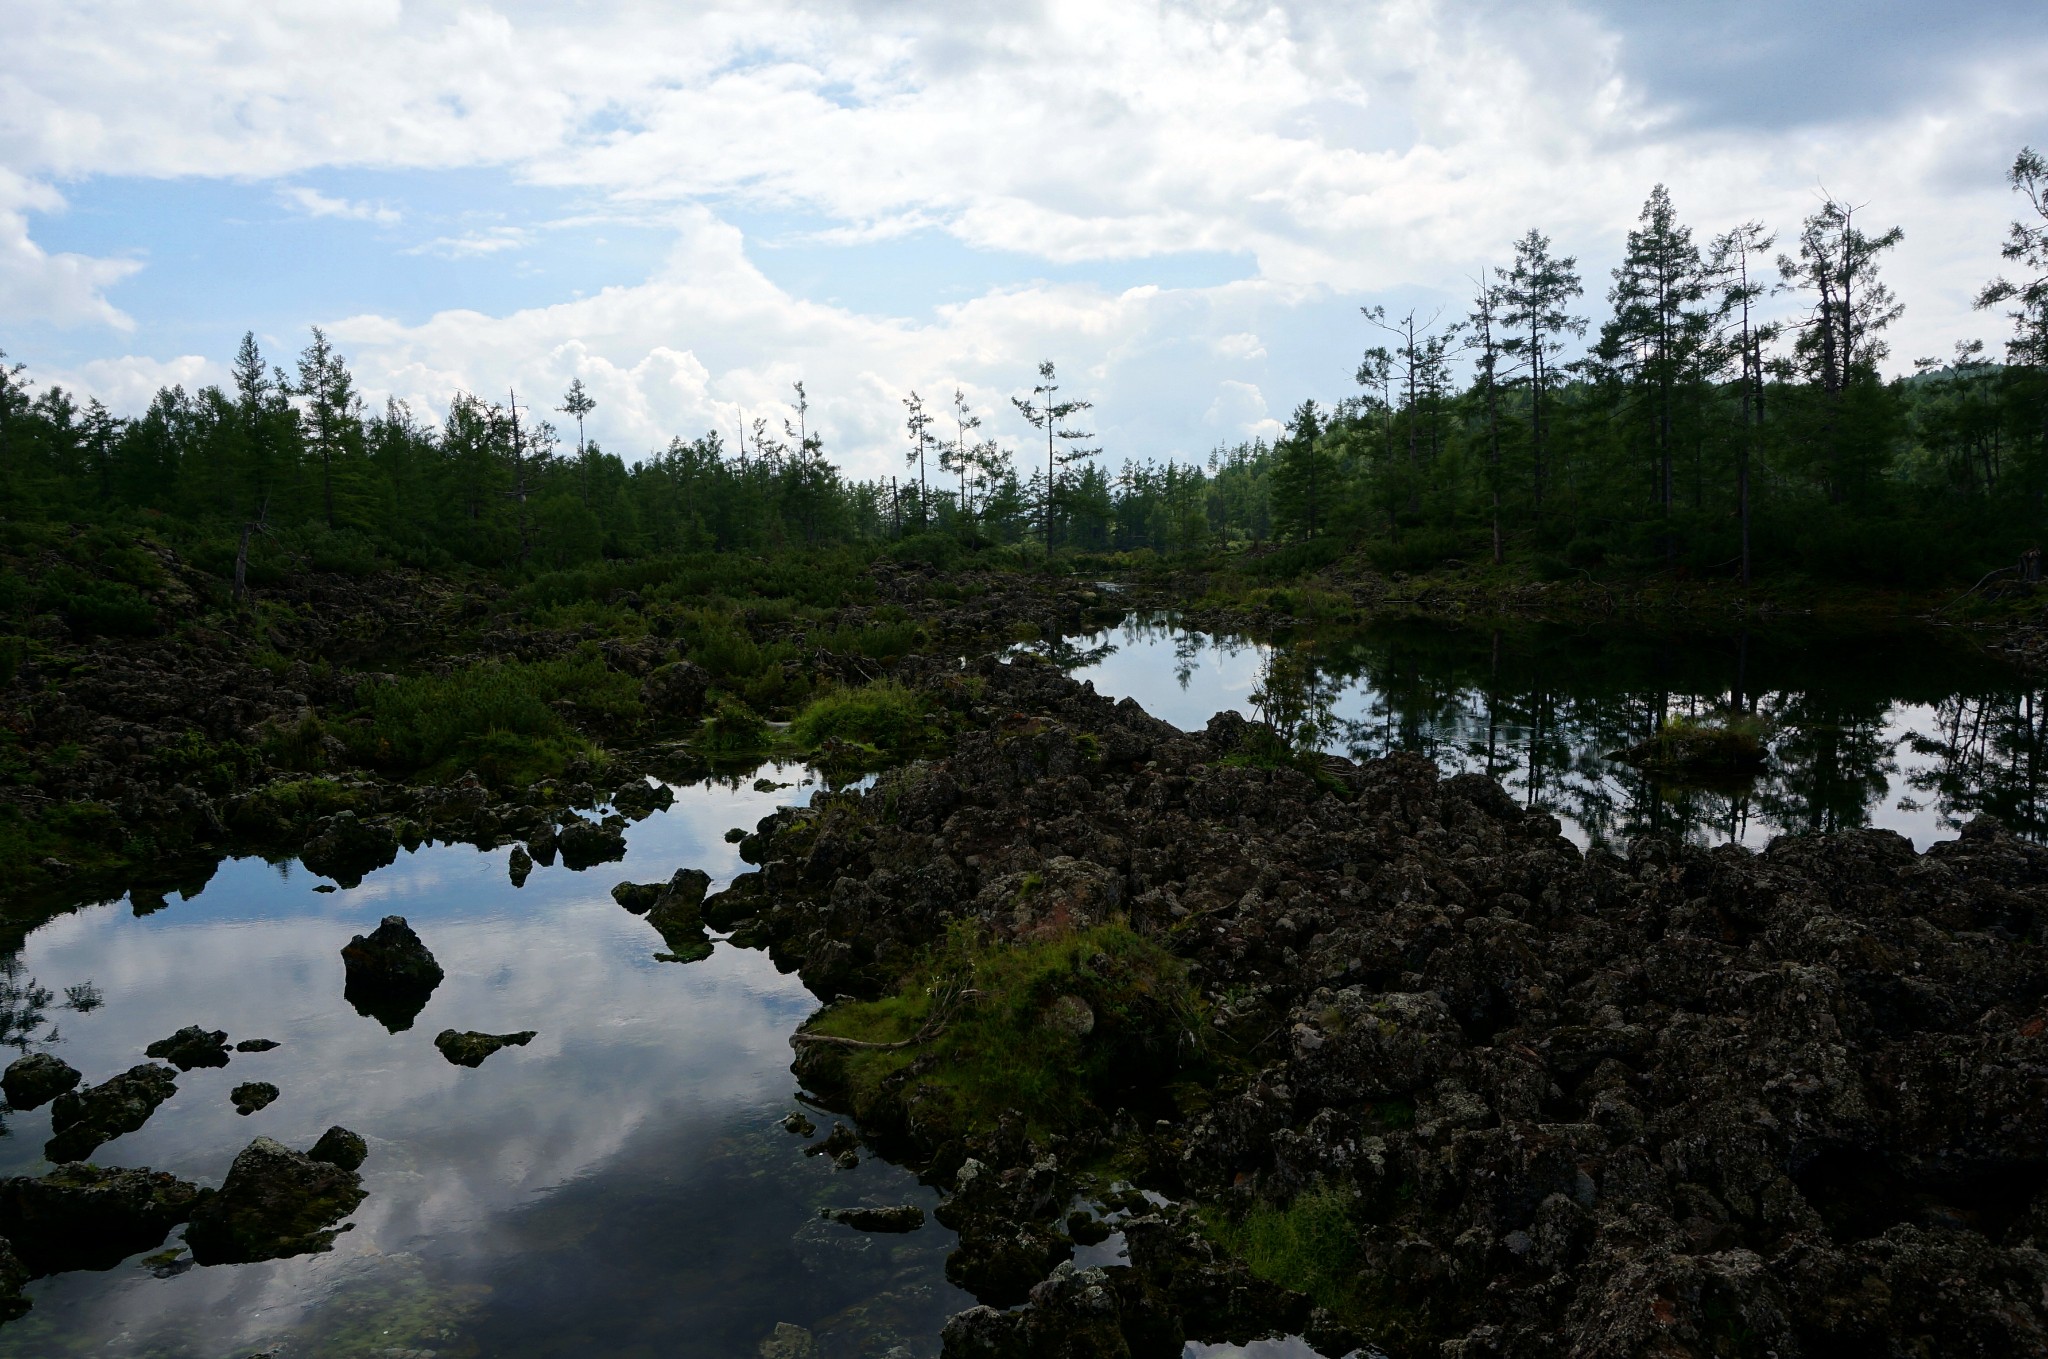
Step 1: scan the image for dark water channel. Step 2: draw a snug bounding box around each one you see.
[1050,612,2047,851]
[7,610,2037,1357]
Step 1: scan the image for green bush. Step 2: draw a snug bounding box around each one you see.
[40,568,158,636]
[1205,1186,1362,1319]
[344,654,636,781]
[1242,537,1345,580]
[698,696,771,754]
[786,681,927,754]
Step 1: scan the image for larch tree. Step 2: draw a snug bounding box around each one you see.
[1977,147,2048,464]
[292,327,361,529]
[1500,230,1587,514]
[1707,221,1779,587]
[1598,185,1709,550]
[1467,273,1517,565]
[1010,361,1096,549]
[903,390,935,530]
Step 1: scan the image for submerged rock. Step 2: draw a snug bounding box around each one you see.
[46,1063,178,1163]
[185,1134,368,1265]
[340,915,443,1033]
[144,1024,231,1071]
[433,1029,537,1067]
[781,1111,817,1138]
[556,815,627,871]
[2,1053,80,1111]
[231,1082,279,1115]
[756,1321,817,1359]
[0,1240,27,1323]
[822,1204,926,1233]
[0,1163,203,1276]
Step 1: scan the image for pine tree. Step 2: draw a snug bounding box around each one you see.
[1011,361,1096,550]
[1500,230,1587,513]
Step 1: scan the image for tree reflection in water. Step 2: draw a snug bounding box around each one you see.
[1068,614,2045,850]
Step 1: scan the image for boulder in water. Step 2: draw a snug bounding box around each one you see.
[231,1082,279,1115]
[184,1134,367,1265]
[0,1163,202,1275]
[557,815,627,870]
[1,1053,79,1111]
[340,916,443,1032]
[144,1024,231,1071]
[299,810,400,888]
[308,1125,368,1171]
[434,1029,537,1068]
[235,1038,280,1053]
[508,845,533,887]
[46,1063,178,1163]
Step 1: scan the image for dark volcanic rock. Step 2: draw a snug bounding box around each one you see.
[308,1125,368,1171]
[611,778,676,820]
[184,1135,367,1265]
[144,1024,231,1070]
[46,1063,178,1162]
[727,656,2048,1356]
[231,1082,279,1115]
[235,1038,280,1052]
[823,1204,926,1232]
[0,1240,27,1323]
[433,1029,537,1067]
[2,1053,80,1110]
[556,814,627,871]
[642,660,710,723]
[340,915,443,1032]
[508,844,533,887]
[299,810,400,888]
[0,1163,203,1275]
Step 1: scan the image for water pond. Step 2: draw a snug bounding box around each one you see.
[1049,612,2046,851]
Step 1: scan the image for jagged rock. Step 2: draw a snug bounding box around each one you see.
[235,1038,280,1052]
[340,915,443,1032]
[231,1082,279,1115]
[2,1053,80,1110]
[823,1204,926,1232]
[782,1111,817,1138]
[508,845,533,887]
[556,814,627,871]
[434,1029,537,1067]
[0,1163,202,1275]
[46,1063,178,1162]
[184,1135,367,1265]
[299,810,400,888]
[526,824,559,867]
[612,778,676,820]
[0,1239,28,1323]
[308,1125,368,1171]
[144,1024,231,1071]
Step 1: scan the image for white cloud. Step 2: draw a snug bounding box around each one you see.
[277,184,400,225]
[0,168,139,330]
[37,352,220,407]
[405,226,530,258]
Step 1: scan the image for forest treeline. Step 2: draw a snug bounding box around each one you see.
[3,151,2047,589]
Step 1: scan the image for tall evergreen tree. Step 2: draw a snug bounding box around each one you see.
[1500,230,1587,513]
[1011,361,1096,549]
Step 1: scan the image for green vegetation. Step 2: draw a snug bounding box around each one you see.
[342,654,636,783]
[799,920,1210,1142]
[1623,712,1774,780]
[785,681,930,755]
[697,697,771,755]
[1205,1186,1363,1320]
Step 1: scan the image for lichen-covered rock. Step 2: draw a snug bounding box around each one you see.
[340,915,443,1032]
[0,1163,202,1275]
[231,1081,279,1115]
[1,1052,79,1110]
[642,660,710,723]
[144,1024,231,1071]
[46,1063,178,1162]
[184,1135,367,1265]
[433,1029,537,1067]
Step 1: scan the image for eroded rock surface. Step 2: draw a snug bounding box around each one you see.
[1,1053,79,1110]
[144,1024,230,1070]
[46,1063,178,1163]
[0,1163,202,1276]
[185,1133,368,1265]
[434,1029,537,1067]
[340,915,443,1032]
[713,656,2048,1358]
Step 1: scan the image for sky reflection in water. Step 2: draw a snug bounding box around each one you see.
[0,764,970,1358]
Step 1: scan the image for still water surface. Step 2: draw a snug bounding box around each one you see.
[8,611,2042,1356]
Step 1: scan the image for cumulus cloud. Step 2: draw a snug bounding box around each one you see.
[0,169,140,330]
[405,226,530,258]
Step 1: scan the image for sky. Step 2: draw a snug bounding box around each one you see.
[2,0,2044,479]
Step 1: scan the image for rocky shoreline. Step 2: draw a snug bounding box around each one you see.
[698,654,2048,1357]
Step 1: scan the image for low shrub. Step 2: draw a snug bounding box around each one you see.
[786,681,928,754]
